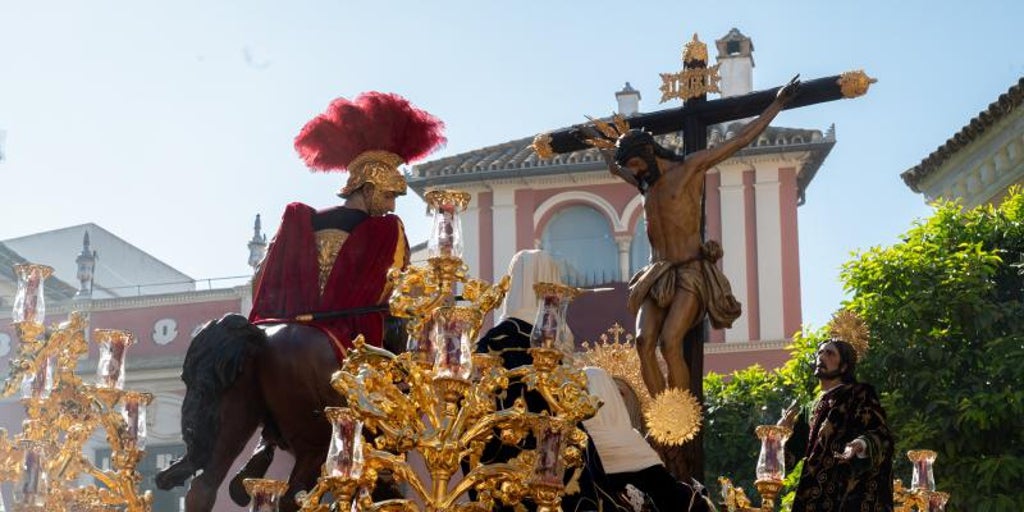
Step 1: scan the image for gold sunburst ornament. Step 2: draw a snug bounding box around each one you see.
[577,323,654,412]
[828,309,870,361]
[645,387,702,446]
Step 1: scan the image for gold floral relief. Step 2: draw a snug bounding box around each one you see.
[315,229,348,294]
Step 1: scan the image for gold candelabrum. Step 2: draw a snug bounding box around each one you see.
[718,425,792,512]
[0,263,153,512]
[280,189,599,512]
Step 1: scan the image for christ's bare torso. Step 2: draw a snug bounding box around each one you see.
[642,156,705,264]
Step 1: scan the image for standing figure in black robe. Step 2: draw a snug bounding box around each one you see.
[782,338,894,511]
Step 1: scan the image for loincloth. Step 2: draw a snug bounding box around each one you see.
[627,241,742,329]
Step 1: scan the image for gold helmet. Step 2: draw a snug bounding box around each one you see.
[340,150,407,198]
[295,92,446,198]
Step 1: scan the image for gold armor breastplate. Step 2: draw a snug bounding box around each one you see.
[315,229,349,295]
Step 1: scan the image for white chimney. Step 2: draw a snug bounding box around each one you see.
[615,82,641,116]
[715,28,755,98]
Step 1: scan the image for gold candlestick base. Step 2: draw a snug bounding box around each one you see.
[528,347,563,372]
[754,479,784,512]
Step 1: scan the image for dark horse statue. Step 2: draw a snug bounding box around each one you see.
[155,313,399,511]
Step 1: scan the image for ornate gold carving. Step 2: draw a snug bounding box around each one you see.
[0,287,153,511]
[828,308,870,361]
[315,229,348,294]
[718,477,754,510]
[660,66,722,103]
[754,478,785,511]
[682,33,708,63]
[837,70,877,98]
[660,33,721,103]
[341,150,407,196]
[755,424,793,441]
[907,449,937,463]
[644,387,702,446]
[578,323,654,412]
[532,132,554,159]
[424,189,471,211]
[532,282,585,303]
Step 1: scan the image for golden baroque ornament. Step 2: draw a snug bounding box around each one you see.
[644,387,702,446]
[837,70,877,98]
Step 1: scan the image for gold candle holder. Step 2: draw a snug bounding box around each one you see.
[244,478,290,512]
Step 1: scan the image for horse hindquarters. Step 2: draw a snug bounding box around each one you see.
[257,324,344,512]
[185,369,265,512]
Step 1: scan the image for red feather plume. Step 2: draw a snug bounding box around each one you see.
[294,92,447,172]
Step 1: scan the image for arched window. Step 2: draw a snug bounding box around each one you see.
[630,217,652,275]
[541,205,618,286]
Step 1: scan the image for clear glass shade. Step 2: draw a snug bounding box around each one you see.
[529,283,575,354]
[755,425,791,481]
[909,449,937,491]
[430,306,481,380]
[12,264,53,324]
[15,440,47,507]
[428,203,463,259]
[121,393,148,451]
[425,190,470,260]
[20,356,54,400]
[94,330,135,390]
[324,407,364,479]
[532,424,565,487]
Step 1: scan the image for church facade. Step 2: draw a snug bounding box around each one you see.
[409,29,837,373]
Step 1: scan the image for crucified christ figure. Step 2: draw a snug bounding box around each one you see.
[599,76,800,397]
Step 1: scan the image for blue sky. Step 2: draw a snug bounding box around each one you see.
[1,1,1022,328]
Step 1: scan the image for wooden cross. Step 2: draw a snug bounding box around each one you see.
[534,34,874,481]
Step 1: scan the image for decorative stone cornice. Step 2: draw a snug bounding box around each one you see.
[903,76,1024,192]
[0,286,247,320]
[704,338,789,354]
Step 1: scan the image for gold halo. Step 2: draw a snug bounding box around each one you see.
[644,388,702,446]
[828,309,870,361]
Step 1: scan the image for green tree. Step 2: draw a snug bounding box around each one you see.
[842,189,1024,511]
[704,328,821,499]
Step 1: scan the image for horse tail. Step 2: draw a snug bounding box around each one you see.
[155,313,266,490]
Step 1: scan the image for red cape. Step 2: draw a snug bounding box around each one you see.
[249,202,407,360]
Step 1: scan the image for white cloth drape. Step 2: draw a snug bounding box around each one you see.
[582,366,663,474]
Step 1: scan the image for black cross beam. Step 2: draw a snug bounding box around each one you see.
[540,69,872,481]
[544,73,869,155]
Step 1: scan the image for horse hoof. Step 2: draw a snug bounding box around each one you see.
[155,460,194,490]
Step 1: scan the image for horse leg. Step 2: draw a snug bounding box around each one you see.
[185,385,263,512]
[280,451,323,512]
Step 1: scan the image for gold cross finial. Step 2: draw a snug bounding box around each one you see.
[659,32,721,103]
[683,33,708,63]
